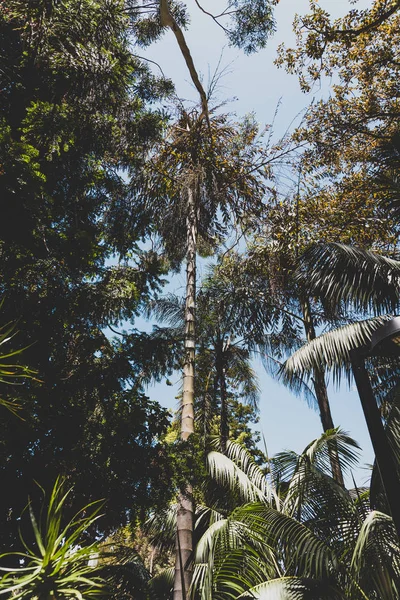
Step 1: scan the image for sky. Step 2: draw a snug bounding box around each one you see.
[137,0,376,485]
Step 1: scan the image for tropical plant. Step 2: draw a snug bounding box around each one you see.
[0,477,105,599]
[283,242,400,386]
[0,317,37,416]
[134,104,271,600]
[147,284,260,455]
[187,432,400,600]
[211,246,348,485]
[282,241,400,540]
[0,0,176,548]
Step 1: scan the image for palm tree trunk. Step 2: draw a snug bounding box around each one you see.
[215,343,229,453]
[301,297,345,486]
[174,185,196,600]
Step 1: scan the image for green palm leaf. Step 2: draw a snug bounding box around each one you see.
[296,243,400,314]
[350,510,400,600]
[207,442,279,506]
[237,577,345,600]
[234,503,340,580]
[283,316,391,384]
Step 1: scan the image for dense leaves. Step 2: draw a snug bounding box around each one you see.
[0,0,176,549]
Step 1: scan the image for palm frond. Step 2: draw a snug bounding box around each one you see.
[304,429,361,477]
[237,577,345,599]
[208,441,278,506]
[233,503,340,580]
[145,294,185,327]
[260,351,318,411]
[283,316,391,385]
[226,350,260,411]
[213,546,280,600]
[207,452,269,505]
[296,243,400,314]
[146,505,177,553]
[350,510,400,600]
[148,567,174,600]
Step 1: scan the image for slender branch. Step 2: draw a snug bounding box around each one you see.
[329,1,400,38]
[193,0,230,33]
[108,324,125,336]
[132,54,168,79]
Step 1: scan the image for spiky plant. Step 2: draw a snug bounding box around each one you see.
[0,477,105,599]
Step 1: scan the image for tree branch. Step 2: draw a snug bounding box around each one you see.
[159,0,209,122]
[193,0,230,33]
[329,1,400,39]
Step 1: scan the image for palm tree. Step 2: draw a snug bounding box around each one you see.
[148,430,400,599]
[211,248,347,485]
[202,434,399,599]
[283,242,400,531]
[283,242,400,393]
[135,106,269,600]
[147,284,260,455]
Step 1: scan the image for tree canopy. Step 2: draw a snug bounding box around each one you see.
[1,0,400,599]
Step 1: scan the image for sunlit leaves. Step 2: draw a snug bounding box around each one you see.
[0,478,105,599]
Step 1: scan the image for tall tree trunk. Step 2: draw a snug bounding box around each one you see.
[174,186,196,600]
[301,297,345,486]
[216,342,228,454]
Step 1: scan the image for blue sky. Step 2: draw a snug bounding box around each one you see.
[137,0,375,484]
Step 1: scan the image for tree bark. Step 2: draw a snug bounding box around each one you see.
[301,297,345,486]
[159,0,209,121]
[174,186,196,600]
[215,341,229,454]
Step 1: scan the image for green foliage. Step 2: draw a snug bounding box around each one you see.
[0,0,176,550]
[283,242,400,394]
[226,0,276,54]
[146,424,399,599]
[147,283,263,457]
[0,316,38,416]
[275,0,400,247]
[128,107,271,267]
[0,477,105,599]
[125,0,276,54]
[191,433,399,600]
[295,243,400,315]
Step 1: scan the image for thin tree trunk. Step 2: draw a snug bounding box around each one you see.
[160,0,209,121]
[301,297,345,486]
[174,186,196,600]
[216,342,229,453]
